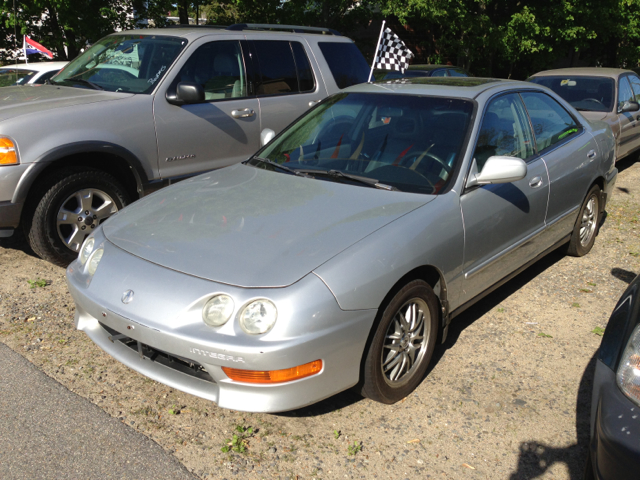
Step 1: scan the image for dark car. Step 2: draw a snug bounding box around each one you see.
[374,64,470,81]
[587,273,640,479]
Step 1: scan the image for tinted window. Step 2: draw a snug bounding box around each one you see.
[521,92,580,152]
[176,41,246,100]
[474,93,534,171]
[448,68,468,77]
[318,42,370,89]
[0,68,36,86]
[627,75,640,103]
[258,92,473,194]
[253,41,298,95]
[430,69,447,77]
[618,76,635,111]
[291,42,315,92]
[528,75,614,112]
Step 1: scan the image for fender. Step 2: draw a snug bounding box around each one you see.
[12,141,152,205]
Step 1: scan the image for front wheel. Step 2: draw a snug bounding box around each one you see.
[361,280,439,404]
[567,185,601,257]
[26,168,129,266]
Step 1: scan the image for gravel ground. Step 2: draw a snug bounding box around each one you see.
[1,157,639,480]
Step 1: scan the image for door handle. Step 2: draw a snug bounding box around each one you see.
[587,149,597,160]
[529,176,543,188]
[231,108,255,119]
[308,100,321,107]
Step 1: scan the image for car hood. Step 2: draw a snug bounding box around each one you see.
[103,164,434,288]
[0,85,132,122]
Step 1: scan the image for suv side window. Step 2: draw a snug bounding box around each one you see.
[627,75,640,103]
[176,41,247,100]
[252,40,314,95]
[291,42,315,92]
[618,76,635,111]
[474,93,535,171]
[317,42,370,89]
[521,92,581,152]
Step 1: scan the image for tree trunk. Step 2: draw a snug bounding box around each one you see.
[178,0,190,25]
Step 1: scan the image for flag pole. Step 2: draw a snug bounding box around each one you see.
[367,20,385,83]
[23,36,28,64]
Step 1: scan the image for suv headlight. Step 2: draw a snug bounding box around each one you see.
[617,324,640,406]
[239,299,277,335]
[79,237,95,265]
[202,294,235,327]
[0,137,18,165]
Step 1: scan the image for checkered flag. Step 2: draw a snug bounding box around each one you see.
[374,27,414,74]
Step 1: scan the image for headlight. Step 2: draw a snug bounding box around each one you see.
[0,137,18,165]
[239,299,277,335]
[617,324,640,405]
[87,248,104,276]
[79,237,95,264]
[202,294,234,327]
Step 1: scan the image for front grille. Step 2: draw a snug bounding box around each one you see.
[99,322,215,383]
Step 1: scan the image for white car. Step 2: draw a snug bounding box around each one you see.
[0,61,68,87]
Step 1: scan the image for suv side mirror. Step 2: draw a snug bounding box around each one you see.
[466,156,527,188]
[619,101,640,114]
[166,82,205,106]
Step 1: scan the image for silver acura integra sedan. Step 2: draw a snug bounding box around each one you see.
[67,77,617,412]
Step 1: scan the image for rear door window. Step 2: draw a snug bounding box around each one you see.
[251,40,316,95]
[317,42,370,89]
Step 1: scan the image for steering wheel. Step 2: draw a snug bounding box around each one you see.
[582,98,604,106]
[369,164,436,190]
[316,115,355,142]
[403,151,452,174]
[96,68,137,83]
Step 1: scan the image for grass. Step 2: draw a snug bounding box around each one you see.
[333,429,341,439]
[571,302,581,308]
[347,441,362,455]
[591,326,605,336]
[27,278,47,289]
[537,332,553,338]
[221,425,254,454]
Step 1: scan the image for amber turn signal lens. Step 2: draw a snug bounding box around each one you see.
[0,137,17,165]
[222,359,323,384]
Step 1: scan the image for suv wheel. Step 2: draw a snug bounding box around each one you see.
[26,168,130,266]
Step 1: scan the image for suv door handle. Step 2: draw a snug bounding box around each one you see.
[529,176,543,188]
[231,108,255,119]
[587,149,596,160]
[308,100,321,107]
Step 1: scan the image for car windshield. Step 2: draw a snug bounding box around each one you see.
[52,34,187,94]
[528,75,615,112]
[0,68,37,86]
[254,92,474,194]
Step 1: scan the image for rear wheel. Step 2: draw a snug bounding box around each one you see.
[361,280,439,404]
[25,168,129,266]
[567,185,601,257]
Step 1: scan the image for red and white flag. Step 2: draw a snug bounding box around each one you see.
[24,36,54,59]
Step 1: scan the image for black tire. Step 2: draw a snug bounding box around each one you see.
[361,280,439,404]
[25,168,129,267]
[567,185,601,257]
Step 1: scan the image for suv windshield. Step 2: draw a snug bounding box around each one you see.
[528,76,615,112]
[52,35,187,94]
[254,92,473,194]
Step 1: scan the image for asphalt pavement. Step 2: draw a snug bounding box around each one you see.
[0,342,196,480]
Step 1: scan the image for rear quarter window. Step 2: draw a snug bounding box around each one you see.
[318,42,370,89]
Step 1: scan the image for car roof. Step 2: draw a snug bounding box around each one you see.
[348,77,524,100]
[1,61,68,72]
[531,67,634,79]
[110,25,350,41]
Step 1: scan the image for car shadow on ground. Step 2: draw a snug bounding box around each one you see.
[0,229,39,260]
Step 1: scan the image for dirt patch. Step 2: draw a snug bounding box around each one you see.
[1,159,639,479]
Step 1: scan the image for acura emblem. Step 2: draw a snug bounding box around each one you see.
[121,290,135,304]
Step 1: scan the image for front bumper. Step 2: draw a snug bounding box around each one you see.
[67,240,377,412]
[588,359,640,480]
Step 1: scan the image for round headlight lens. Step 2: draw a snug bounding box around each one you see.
[79,237,95,264]
[87,248,104,276]
[239,299,277,335]
[202,294,235,327]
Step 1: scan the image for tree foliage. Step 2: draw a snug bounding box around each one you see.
[1,0,638,78]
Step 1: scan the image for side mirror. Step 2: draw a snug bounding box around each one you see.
[166,82,205,106]
[619,101,640,114]
[260,128,276,146]
[466,156,527,188]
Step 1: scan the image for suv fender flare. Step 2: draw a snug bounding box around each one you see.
[12,141,150,205]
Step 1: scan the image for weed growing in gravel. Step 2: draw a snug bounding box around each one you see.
[591,327,605,336]
[588,282,597,286]
[27,279,47,288]
[571,302,581,308]
[221,425,254,453]
[334,429,341,439]
[537,332,553,338]
[496,307,505,312]
[347,441,362,455]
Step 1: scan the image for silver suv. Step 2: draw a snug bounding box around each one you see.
[0,24,370,265]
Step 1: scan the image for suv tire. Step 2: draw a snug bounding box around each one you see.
[26,168,129,266]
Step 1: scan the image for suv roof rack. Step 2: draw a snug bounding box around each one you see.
[164,24,228,29]
[226,23,341,36]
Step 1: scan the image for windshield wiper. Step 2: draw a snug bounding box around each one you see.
[247,157,312,177]
[297,169,398,191]
[67,78,104,90]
